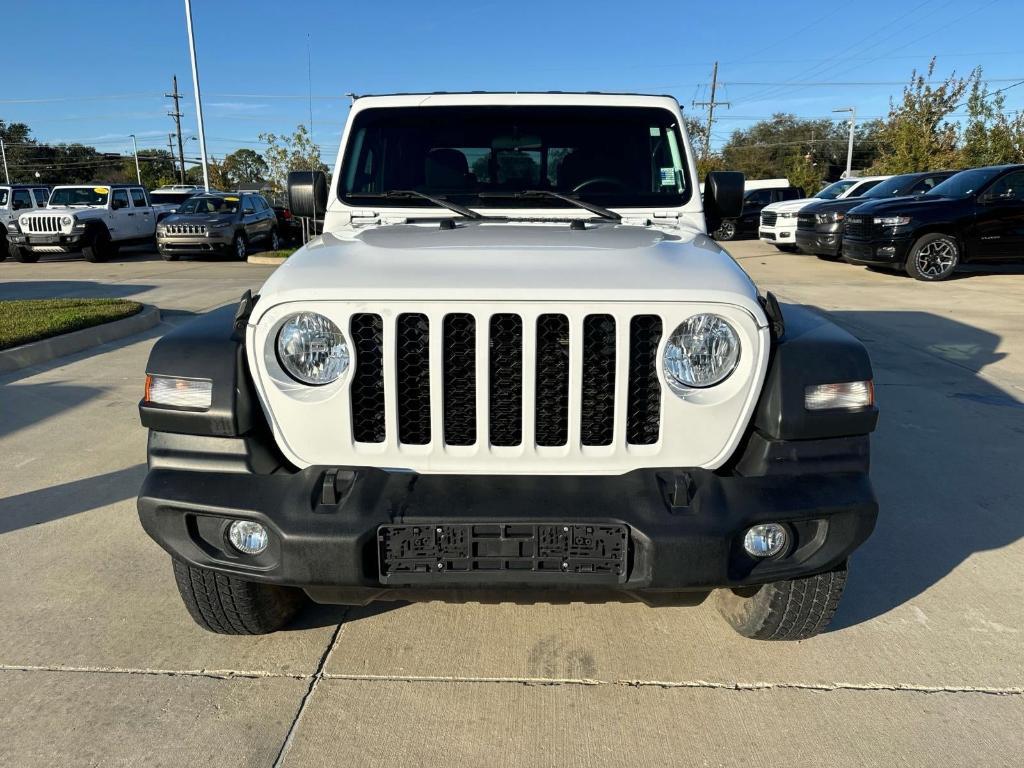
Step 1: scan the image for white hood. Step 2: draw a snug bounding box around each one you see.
[254,221,765,323]
[761,197,819,214]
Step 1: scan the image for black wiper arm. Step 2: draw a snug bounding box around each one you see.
[381,189,483,220]
[479,190,621,221]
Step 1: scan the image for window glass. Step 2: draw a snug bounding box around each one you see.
[743,189,773,206]
[178,196,240,214]
[847,179,883,197]
[112,189,130,208]
[49,187,109,206]
[12,189,32,210]
[130,188,148,207]
[242,195,255,213]
[340,105,690,209]
[0,188,8,206]
[984,171,1024,202]
[815,179,858,200]
[33,188,50,206]
[927,167,1005,198]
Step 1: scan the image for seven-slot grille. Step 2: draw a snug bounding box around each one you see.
[843,215,871,239]
[21,215,64,234]
[163,223,208,235]
[797,213,816,231]
[348,311,663,449]
[760,211,778,227]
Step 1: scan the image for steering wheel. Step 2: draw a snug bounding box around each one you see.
[572,177,627,193]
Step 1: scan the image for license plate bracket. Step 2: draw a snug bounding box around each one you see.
[378,523,629,584]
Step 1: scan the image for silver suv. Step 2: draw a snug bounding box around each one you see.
[156,192,280,261]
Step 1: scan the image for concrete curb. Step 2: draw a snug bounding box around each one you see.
[246,255,288,266]
[0,304,161,374]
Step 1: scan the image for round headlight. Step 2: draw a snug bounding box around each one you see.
[663,314,740,392]
[276,312,349,385]
[61,216,73,226]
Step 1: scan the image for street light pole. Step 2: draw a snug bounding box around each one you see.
[129,134,142,185]
[833,106,856,178]
[184,0,210,191]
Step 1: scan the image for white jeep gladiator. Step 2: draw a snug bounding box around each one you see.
[138,93,878,641]
[9,183,159,262]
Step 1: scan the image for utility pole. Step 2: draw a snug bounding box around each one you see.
[130,134,142,184]
[833,106,857,178]
[693,61,730,162]
[0,139,9,184]
[166,75,187,184]
[184,0,210,191]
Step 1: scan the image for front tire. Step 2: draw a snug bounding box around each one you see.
[268,227,281,251]
[905,233,959,281]
[14,246,39,263]
[0,234,8,262]
[82,230,112,263]
[774,244,798,253]
[716,561,848,641]
[172,559,306,635]
[713,220,737,241]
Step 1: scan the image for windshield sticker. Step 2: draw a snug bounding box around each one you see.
[94,187,109,194]
[224,196,239,201]
[660,168,676,186]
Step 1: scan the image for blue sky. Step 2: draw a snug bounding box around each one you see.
[2,0,1021,163]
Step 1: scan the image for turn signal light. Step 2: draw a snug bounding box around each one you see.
[804,381,874,411]
[144,374,213,410]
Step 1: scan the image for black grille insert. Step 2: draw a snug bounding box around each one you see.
[443,313,476,446]
[580,314,616,446]
[350,313,385,443]
[535,314,570,447]
[489,314,523,446]
[626,315,662,445]
[396,313,431,445]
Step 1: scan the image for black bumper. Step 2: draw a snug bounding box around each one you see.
[9,232,88,250]
[795,230,841,257]
[138,455,877,604]
[842,236,913,266]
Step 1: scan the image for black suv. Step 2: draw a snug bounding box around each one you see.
[796,171,955,260]
[713,185,803,241]
[843,164,1024,281]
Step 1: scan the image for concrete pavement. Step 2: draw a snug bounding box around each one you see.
[1,242,1022,766]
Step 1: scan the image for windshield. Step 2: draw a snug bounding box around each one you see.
[340,105,690,209]
[861,175,923,198]
[177,195,240,214]
[926,167,1004,198]
[815,180,858,200]
[50,187,109,206]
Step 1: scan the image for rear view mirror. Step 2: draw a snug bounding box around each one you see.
[703,171,744,234]
[288,170,328,219]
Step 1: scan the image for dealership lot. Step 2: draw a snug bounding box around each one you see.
[1,242,1022,766]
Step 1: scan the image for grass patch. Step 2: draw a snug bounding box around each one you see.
[0,298,143,351]
[256,247,297,260]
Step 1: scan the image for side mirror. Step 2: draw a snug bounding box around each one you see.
[287,170,328,219]
[703,171,745,235]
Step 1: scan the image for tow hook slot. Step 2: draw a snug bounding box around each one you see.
[319,468,357,510]
[659,471,696,512]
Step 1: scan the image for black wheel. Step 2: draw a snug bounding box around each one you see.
[774,244,798,252]
[716,561,848,641]
[0,234,8,262]
[713,220,737,241]
[905,233,959,281]
[82,230,112,263]
[232,233,248,261]
[172,559,305,635]
[268,228,281,251]
[14,246,39,264]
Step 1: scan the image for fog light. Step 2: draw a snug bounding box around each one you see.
[228,520,269,555]
[743,523,787,558]
[877,245,896,256]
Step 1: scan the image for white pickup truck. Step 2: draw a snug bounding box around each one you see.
[8,183,159,262]
[137,92,879,642]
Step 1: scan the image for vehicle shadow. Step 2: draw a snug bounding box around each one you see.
[812,308,1024,630]
[0,464,147,535]
[0,280,157,301]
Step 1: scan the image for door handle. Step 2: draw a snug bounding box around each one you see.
[127,213,136,216]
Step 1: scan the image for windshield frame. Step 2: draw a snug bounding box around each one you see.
[337,104,694,211]
[926,167,1007,199]
[49,186,110,207]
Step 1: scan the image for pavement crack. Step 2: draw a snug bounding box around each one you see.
[272,616,348,768]
[0,663,307,680]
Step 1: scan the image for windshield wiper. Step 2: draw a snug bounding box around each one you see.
[479,190,621,221]
[367,190,484,220]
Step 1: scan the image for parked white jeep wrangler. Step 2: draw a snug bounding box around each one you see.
[0,185,50,261]
[9,183,158,262]
[138,93,878,641]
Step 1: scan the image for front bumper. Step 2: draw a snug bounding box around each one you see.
[138,448,877,605]
[842,236,913,266]
[795,230,841,257]
[9,232,87,251]
[157,233,233,254]
[759,223,797,243]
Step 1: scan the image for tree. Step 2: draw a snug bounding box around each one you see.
[185,157,230,190]
[869,59,968,174]
[258,124,328,192]
[960,70,1020,168]
[222,148,269,187]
